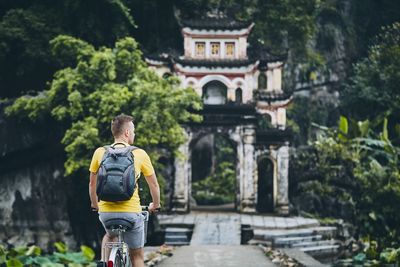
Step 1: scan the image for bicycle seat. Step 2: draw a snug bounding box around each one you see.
[104,218,134,231]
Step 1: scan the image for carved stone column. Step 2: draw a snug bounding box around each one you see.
[275,144,290,215]
[240,126,257,212]
[230,127,243,211]
[172,130,191,212]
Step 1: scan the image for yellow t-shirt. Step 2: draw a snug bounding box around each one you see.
[89,142,155,213]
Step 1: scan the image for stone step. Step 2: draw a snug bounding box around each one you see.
[244,216,320,230]
[274,235,323,247]
[311,226,337,238]
[254,226,336,241]
[254,228,313,240]
[300,244,340,256]
[165,232,188,238]
[165,227,192,234]
[165,235,189,243]
[291,239,336,248]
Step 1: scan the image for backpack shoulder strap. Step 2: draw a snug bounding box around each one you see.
[127,146,140,179]
[124,146,138,158]
[99,146,113,166]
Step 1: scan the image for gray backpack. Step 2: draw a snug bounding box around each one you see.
[96,143,138,202]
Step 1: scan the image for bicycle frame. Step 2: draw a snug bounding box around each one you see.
[105,227,131,267]
[104,211,149,267]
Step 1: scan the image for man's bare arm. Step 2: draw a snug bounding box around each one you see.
[89,172,99,210]
[144,173,160,212]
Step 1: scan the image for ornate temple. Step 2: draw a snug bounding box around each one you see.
[146,18,292,215]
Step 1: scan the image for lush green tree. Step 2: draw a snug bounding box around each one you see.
[5,35,202,178]
[0,0,135,97]
[341,23,400,123]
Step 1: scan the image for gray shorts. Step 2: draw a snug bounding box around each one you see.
[99,212,145,249]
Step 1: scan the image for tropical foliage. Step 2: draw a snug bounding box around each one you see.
[0,242,95,267]
[291,114,400,246]
[5,35,202,177]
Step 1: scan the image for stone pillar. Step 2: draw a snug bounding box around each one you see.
[184,36,192,58]
[275,144,290,215]
[172,130,191,212]
[227,87,235,102]
[273,67,282,92]
[277,108,286,130]
[230,127,243,211]
[238,37,247,59]
[240,126,257,212]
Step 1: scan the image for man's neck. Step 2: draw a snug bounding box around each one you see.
[114,138,129,144]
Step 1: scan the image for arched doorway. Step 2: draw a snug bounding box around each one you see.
[257,157,274,213]
[191,133,237,210]
[202,81,227,105]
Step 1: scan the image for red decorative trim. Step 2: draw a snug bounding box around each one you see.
[174,68,248,78]
[182,73,246,79]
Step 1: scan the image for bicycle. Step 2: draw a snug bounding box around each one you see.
[100,206,158,267]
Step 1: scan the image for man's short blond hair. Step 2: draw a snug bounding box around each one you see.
[111,114,134,138]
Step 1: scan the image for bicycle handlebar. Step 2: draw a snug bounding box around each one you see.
[141,206,161,212]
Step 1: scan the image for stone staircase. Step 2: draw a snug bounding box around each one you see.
[158,212,341,262]
[250,225,340,259]
[164,226,193,246]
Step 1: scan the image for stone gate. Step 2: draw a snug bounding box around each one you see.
[147,17,292,214]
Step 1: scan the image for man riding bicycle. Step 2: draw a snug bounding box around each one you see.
[89,114,161,267]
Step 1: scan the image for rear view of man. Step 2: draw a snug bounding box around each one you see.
[88,114,161,267]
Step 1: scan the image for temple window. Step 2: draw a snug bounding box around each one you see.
[195,42,205,57]
[225,42,235,57]
[258,72,267,90]
[211,42,220,57]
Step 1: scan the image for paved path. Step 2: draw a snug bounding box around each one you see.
[156,211,322,266]
[190,213,241,245]
[156,245,275,267]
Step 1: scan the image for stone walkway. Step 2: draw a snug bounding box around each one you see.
[156,245,275,267]
[156,211,324,266]
[190,212,241,245]
[158,211,319,229]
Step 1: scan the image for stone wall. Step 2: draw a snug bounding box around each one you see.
[0,104,102,250]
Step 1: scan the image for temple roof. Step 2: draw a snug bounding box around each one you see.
[252,47,288,69]
[146,54,286,69]
[255,91,292,102]
[180,18,253,30]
